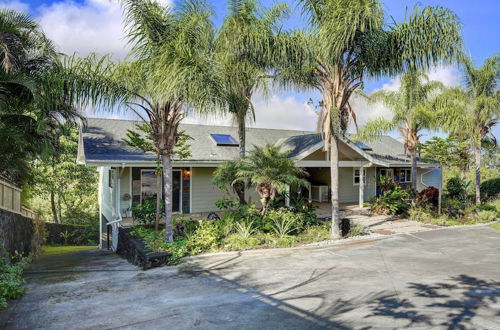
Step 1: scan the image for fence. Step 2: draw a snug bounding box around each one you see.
[0,178,39,220]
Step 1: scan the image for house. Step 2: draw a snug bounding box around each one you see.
[78,118,442,248]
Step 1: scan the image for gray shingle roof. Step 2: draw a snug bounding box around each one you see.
[81,118,310,163]
[81,118,434,166]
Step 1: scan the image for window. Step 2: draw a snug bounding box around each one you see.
[353,169,367,185]
[140,170,159,203]
[379,168,394,179]
[397,169,412,183]
[210,134,239,146]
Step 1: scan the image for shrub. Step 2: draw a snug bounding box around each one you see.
[345,224,366,238]
[158,240,188,265]
[185,221,221,255]
[234,221,256,239]
[408,205,435,222]
[371,180,410,215]
[0,252,30,310]
[416,186,439,209]
[222,234,260,250]
[480,178,500,201]
[441,198,465,219]
[133,200,164,224]
[266,209,304,238]
[476,210,497,223]
[446,177,466,200]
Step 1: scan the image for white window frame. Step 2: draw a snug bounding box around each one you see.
[398,169,412,183]
[353,168,367,186]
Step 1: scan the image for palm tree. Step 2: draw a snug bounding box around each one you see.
[105,0,220,242]
[212,159,247,204]
[278,0,462,238]
[215,0,290,158]
[0,10,86,185]
[434,55,499,204]
[235,145,308,214]
[357,71,444,190]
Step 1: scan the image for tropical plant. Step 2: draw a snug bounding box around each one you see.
[215,0,290,158]
[235,145,308,214]
[212,160,246,204]
[277,0,462,238]
[0,10,87,184]
[79,0,221,242]
[267,209,303,238]
[357,72,444,190]
[370,179,410,215]
[415,186,439,209]
[434,54,500,204]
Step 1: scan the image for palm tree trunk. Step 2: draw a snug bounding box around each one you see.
[411,150,418,191]
[162,155,174,243]
[155,170,161,232]
[474,145,481,204]
[238,115,246,158]
[57,191,63,223]
[330,136,341,239]
[237,115,246,203]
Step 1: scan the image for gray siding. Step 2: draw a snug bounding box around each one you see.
[191,168,225,213]
[339,167,377,203]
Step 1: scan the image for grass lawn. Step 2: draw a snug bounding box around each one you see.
[42,245,97,256]
[490,222,500,231]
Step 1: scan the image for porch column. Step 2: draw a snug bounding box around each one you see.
[358,167,364,208]
[113,168,121,219]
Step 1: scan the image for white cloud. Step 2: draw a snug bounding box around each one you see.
[0,0,29,12]
[1,0,172,58]
[182,93,318,132]
[36,0,129,58]
[251,93,318,131]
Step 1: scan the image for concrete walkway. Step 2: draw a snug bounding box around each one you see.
[1,226,499,329]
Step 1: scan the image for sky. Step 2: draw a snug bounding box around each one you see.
[3,0,499,139]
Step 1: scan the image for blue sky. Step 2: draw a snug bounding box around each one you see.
[6,0,500,138]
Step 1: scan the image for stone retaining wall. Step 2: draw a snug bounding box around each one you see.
[116,227,170,270]
[0,208,36,262]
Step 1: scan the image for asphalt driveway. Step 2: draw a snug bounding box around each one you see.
[1,225,499,329]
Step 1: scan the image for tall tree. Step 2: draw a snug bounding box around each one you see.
[0,9,85,184]
[215,0,289,158]
[356,71,444,190]
[107,0,219,242]
[278,0,462,238]
[434,55,499,204]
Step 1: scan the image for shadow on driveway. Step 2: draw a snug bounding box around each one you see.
[1,226,499,329]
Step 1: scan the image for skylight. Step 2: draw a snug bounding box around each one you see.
[210,134,239,146]
[355,141,373,151]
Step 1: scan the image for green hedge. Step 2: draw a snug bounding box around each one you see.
[44,223,98,246]
[481,178,500,201]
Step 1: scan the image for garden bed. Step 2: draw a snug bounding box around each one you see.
[127,204,366,267]
[116,227,171,270]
